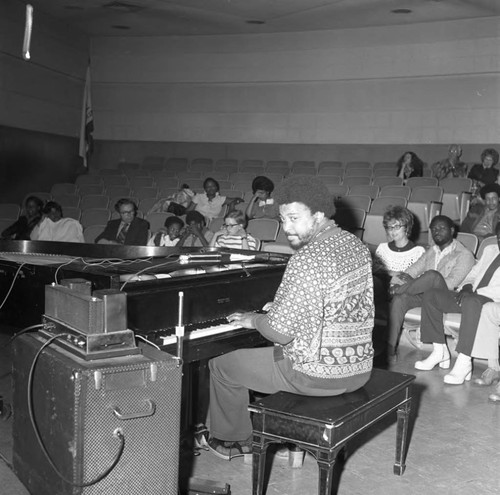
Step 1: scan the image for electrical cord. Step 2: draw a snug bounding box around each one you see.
[0,262,25,311]
[135,334,161,350]
[27,334,125,488]
[0,323,44,349]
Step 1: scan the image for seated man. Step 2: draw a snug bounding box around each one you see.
[460,183,500,242]
[431,144,467,180]
[95,198,149,245]
[31,201,84,243]
[415,223,500,384]
[387,215,475,358]
[469,302,500,396]
[198,176,374,460]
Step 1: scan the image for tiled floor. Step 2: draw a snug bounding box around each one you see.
[1,329,500,494]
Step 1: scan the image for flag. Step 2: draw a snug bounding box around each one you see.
[79,65,94,168]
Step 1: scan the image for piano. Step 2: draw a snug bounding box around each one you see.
[0,241,288,362]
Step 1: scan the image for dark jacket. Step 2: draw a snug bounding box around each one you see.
[95,217,149,245]
[1,215,41,240]
[460,204,500,239]
[467,164,499,186]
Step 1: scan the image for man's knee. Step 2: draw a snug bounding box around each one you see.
[420,270,445,286]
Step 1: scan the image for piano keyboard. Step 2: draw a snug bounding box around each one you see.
[159,321,242,345]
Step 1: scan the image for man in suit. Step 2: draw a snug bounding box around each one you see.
[95,198,149,245]
[415,223,500,384]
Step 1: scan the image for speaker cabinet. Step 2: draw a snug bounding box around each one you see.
[13,334,182,495]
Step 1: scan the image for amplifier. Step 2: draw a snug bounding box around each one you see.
[12,333,182,495]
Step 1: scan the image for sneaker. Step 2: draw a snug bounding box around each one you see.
[205,437,252,461]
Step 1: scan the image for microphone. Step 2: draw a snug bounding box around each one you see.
[22,4,34,61]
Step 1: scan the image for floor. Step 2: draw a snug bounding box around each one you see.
[1,327,500,495]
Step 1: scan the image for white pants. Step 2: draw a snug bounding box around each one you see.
[471,302,500,359]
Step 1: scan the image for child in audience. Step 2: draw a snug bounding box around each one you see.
[147,184,195,216]
[148,216,184,247]
[177,210,213,247]
[245,176,279,220]
[209,210,258,250]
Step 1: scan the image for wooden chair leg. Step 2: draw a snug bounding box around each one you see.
[252,439,271,495]
[394,399,411,475]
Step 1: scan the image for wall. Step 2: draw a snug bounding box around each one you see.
[91,17,500,149]
[0,0,89,202]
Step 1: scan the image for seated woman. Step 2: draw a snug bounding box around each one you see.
[245,176,279,220]
[460,183,500,241]
[147,216,184,247]
[468,148,500,202]
[396,151,425,181]
[373,206,425,323]
[209,210,258,250]
[1,195,43,240]
[177,210,214,247]
[431,144,467,180]
[374,206,425,278]
[31,201,84,243]
[147,184,195,216]
[186,178,243,222]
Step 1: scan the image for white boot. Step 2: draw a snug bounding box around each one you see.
[444,353,472,385]
[415,343,450,371]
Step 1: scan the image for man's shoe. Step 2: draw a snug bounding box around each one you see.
[488,383,500,403]
[205,437,252,461]
[474,368,500,386]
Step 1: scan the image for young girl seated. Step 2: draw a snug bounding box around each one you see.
[209,210,258,250]
[148,216,184,247]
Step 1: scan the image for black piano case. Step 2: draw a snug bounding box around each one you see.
[12,333,182,495]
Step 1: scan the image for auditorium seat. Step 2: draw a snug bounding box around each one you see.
[83,225,106,244]
[80,194,109,210]
[98,168,123,175]
[177,171,202,182]
[266,161,290,176]
[50,183,78,196]
[327,184,349,199]
[123,168,151,178]
[23,192,52,205]
[291,161,316,175]
[165,158,189,174]
[318,161,343,174]
[379,185,411,200]
[0,203,20,220]
[342,176,371,187]
[63,207,81,221]
[139,197,160,215]
[75,175,103,187]
[362,213,386,251]
[208,217,224,233]
[348,184,379,199]
[221,189,243,199]
[142,156,165,170]
[336,195,371,212]
[185,179,205,191]
[101,175,129,188]
[155,177,179,190]
[52,194,81,209]
[133,187,159,201]
[372,176,403,188]
[405,177,438,188]
[129,176,155,190]
[247,218,280,242]
[334,207,366,238]
[456,232,479,256]
[345,161,371,170]
[105,185,132,198]
[320,175,342,186]
[81,208,111,228]
[190,158,214,172]
[373,167,398,178]
[77,184,105,196]
[214,159,238,175]
[408,186,443,204]
[118,162,140,174]
[369,196,407,215]
[373,161,396,170]
[240,159,264,171]
[344,168,372,178]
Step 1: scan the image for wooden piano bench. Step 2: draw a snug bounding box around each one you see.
[248,368,415,495]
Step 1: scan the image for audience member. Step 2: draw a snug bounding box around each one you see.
[396,151,424,181]
[468,148,500,202]
[386,215,475,359]
[177,211,213,247]
[147,216,184,247]
[31,201,84,243]
[95,198,149,245]
[374,206,425,277]
[460,183,500,241]
[431,144,467,180]
[209,210,258,250]
[187,178,243,221]
[415,223,500,384]
[147,184,194,216]
[245,176,279,220]
[1,195,43,240]
[197,175,374,460]
[469,302,500,390]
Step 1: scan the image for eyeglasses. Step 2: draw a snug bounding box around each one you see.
[119,209,135,215]
[224,223,239,228]
[384,224,405,232]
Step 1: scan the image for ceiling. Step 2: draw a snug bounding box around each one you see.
[29,0,500,37]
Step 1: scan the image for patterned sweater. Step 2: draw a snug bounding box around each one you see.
[265,223,374,380]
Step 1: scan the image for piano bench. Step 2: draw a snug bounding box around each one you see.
[248,368,415,495]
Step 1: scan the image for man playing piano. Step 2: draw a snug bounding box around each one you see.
[199,175,374,459]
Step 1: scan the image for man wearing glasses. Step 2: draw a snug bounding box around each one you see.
[387,215,475,359]
[95,198,149,245]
